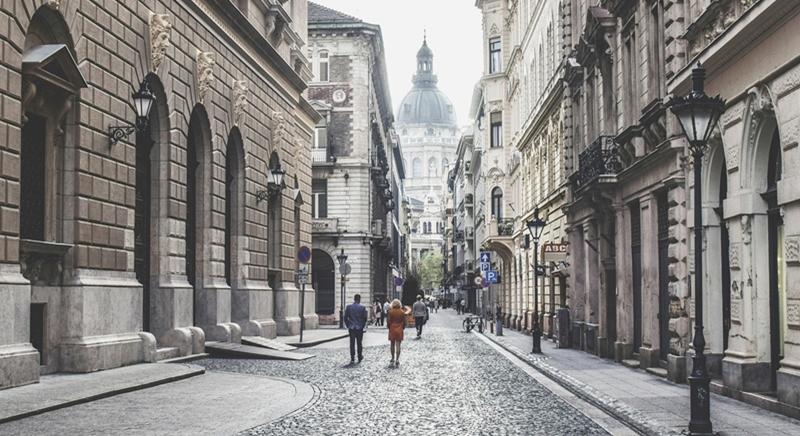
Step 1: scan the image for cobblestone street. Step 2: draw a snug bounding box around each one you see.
[201,310,614,435]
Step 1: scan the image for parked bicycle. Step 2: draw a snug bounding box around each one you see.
[463,315,485,333]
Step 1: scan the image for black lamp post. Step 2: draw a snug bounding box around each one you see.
[108,80,156,146]
[526,208,546,354]
[669,63,726,436]
[337,248,348,329]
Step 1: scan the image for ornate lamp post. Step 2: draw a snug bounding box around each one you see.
[108,80,156,146]
[336,249,348,329]
[526,208,546,354]
[669,63,726,436]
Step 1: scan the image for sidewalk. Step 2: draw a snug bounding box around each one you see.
[483,328,800,436]
[0,363,204,423]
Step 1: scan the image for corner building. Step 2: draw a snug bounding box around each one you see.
[0,0,317,389]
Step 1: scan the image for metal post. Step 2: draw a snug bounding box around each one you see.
[689,149,712,435]
[532,239,542,354]
[299,282,306,343]
[339,273,345,329]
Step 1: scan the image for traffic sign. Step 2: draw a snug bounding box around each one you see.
[480,251,491,263]
[297,246,312,264]
[486,270,500,284]
[480,262,490,272]
[473,276,483,286]
[342,263,352,276]
[296,265,309,284]
[394,276,404,286]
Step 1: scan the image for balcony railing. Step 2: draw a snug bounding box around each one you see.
[312,148,334,164]
[571,135,622,189]
[312,217,338,233]
[497,218,515,236]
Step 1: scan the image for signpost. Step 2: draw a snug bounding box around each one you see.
[297,246,311,343]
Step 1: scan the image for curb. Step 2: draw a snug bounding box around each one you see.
[0,364,205,424]
[283,332,349,348]
[480,332,676,436]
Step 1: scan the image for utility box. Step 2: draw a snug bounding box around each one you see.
[556,308,571,349]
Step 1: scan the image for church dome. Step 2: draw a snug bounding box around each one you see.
[396,38,458,126]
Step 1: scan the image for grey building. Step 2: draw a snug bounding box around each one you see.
[307,3,401,323]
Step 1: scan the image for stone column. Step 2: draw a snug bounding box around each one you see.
[584,222,599,354]
[614,204,633,361]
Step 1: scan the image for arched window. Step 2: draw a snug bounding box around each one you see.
[317,51,329,82]
[442,158,449,170]
[412,158,423,177]
[491,187,503,219]
[428,158,437,177]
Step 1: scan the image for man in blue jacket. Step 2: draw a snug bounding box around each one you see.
[344,293,368,363]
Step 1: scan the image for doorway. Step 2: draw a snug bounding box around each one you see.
[657,192,670,362]
[312,249,335,315]
[135,109,154,331]
[717,163,731,351]
[765,129,784,392]
[630,201,642,352]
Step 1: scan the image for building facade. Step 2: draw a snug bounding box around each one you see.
[561,0,800,414]
[396,38,459,270]
[306,3,400,323]
[0,0,317,389]
[471,0,567,333]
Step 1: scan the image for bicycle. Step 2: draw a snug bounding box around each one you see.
[463,315,485,333]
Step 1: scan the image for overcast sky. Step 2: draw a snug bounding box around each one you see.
[312,0,483,126]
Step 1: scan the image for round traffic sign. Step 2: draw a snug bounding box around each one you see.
[473,276,483,286]
[297,246,312,264]
[394,276,404,286]
[342,263,352,276]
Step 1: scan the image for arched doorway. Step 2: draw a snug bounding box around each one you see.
[225,129,245,290]
[134,74,167,332]
[312,249,335,315]
[186,106,212,323]
[764,129,784,391]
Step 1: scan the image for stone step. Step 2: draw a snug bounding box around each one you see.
[621,359,640,369]
[205,342,314,360]
[242,336,297,352]
[645,366,668,378]
[158,353,209,364]
[155,347,181,361]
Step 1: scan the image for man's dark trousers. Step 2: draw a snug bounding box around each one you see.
[415,317,425,336]
[349,329,364,361]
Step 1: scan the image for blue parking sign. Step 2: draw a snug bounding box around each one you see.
[480,262,490,272]
[480,251,491,263]
[486,270,499,284]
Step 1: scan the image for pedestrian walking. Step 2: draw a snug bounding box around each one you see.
[344,294,368,363]
[383,299,390,327]
[387,299,406,366]
[379,298,387,327]
[412,295,429,338]
[373,300,383,327]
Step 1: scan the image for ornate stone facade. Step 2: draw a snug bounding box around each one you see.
[0,0,317,389]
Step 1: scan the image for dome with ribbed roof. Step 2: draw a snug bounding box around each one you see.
[396,38,457,126]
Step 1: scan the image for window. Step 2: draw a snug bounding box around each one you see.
[313,125,327,149]
[428,158,437,177]
[312,179,327,218]
[648,1,665,100]
[317,51,329,82]
[490,112,502,148]
[412,158,423,177]
[622,21,638,125]
[442,158,449,170]
[489,37,501,74]
[491,187,503,219]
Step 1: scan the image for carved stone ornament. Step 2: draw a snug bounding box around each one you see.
[46,0,60,9]
[746,85,774,151]
[271,110,286,148]
[231,79,248,127]
[149,13,172,73]
[489,23,500,36]
[786,236,800,264]
[741,215,751,245]
[196,50,215,104]
[729,243,740,270]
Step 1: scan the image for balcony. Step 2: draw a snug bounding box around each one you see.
[312,217,338,234]
[571,135,622,190]
[497,218,515,236]
[312,148,335,165]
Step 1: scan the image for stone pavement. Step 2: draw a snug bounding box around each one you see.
[0,362,203,423]
[200,310,627,435]
[484,326,800,435]
[0,371,315,435]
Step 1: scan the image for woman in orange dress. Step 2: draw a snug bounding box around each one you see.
[387,299,406,367]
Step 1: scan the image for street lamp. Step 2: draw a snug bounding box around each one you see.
[669,62,726,436]
[526,208,546,354]
[108,80,156,146]
[256,163,286,203]
[336,248,348,329]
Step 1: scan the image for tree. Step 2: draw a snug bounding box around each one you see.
[418,252,443,292]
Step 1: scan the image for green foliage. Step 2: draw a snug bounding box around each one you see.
[418,252,443,291]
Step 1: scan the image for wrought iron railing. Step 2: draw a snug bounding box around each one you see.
[498,218,515,236]
[572,135,622,189]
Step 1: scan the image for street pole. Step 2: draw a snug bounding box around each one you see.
[339,272,345,329]
[299,281,306,343]
[688,148,711,435]
[532,239,542,354]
